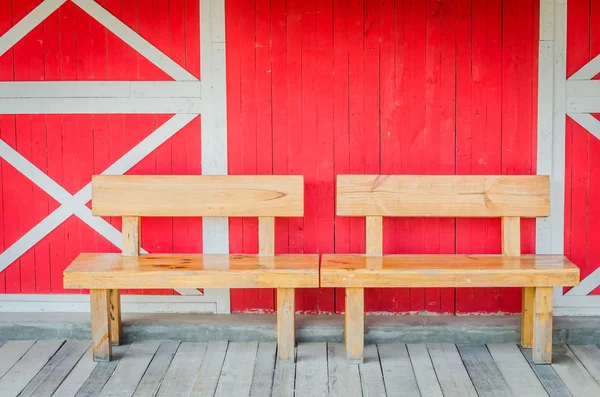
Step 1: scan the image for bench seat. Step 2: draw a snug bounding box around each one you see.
[64,253,320,289]
[320,254,579,288]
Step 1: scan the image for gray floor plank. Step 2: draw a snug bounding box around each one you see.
[132,341,179,397]
[551,345,600,397]
[487,344,549,397]
[569,345,600,384]
[271,359,295,397]
[327,343,362,397]
[156,342,207,397]
[428,344,478,397]
[457,344,513,397]
[214,341,258,397]
[0,340,64,397]
[295,342,328,397]
[19,341,90,397]
[53,347,98,397]
[378,343,420,396]
[74,346,129,397]
[520,347,573,397]
[359,345,386,397]
[0,340,36,379]
[249,342,277,397]
[407,344,443,397]
[97,340,161,397]
[190,340,228,397]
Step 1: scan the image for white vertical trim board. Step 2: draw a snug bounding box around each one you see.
[200,0,230,313]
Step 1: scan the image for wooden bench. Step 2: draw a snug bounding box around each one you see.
[321,175,580,364]
[64,175,319,362]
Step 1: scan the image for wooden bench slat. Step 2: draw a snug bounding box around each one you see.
[64,254,319,289]
[337,175,550,217]
[92,175,304,217]
[320,254,579,288]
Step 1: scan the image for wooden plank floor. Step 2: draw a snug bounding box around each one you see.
[1,341,600,396]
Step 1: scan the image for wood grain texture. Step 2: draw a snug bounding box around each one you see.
[0,340,64,397]
[295,343,328,397]
[552,345,600,397]
[502,216,521,256]
[345,287,364,363]
[53,346,98,397]
[92,175,304,217]
[17,341,89,397]
[132,341,179,397]
[533,287,554,364]
[64,253,320,289]
[359,345,387,397]
[337,175,550,217]
[407,344,444,397]
[190,340,228,397]
[569,345,600,384]
[277,288,295,361]
[0,340,35,379]
[214,342,258,397]
[327,343,362,397]
[520,346,572,397]
[321,254,580,287]
[121,216,140,256]
[259,217,275,256]
[378,343,420,396]
[521,287,535,348]
[427,344,478,397]
[365,216,382,256]
[457,344,512,397]
[272,360,295,397]
[108,289,121,346]
[90,289,111,362]
[487,344,548,397]
[156,342,207,397]
[249,343,277,397]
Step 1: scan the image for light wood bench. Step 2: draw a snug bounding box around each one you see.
[321,175,580,364]
[64,175,319,362]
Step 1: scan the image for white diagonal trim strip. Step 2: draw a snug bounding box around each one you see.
[567,80,600,97]
[72,0,197,82]
[0,81,202,98]
[569,113,600,141]
[569,53,600,81]
[0,0,67,57]
[566,268,600,296]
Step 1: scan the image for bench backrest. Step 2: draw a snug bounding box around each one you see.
[92,175,304,256]
[336,175,550,256]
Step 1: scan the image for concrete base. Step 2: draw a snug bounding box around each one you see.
[1,313,600,345]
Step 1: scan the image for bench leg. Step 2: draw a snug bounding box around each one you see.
[521,287,534,348]
[90,289,112,362]
[277,288,295,362]
[109,289,122,346]
[532,287,553,364]
[345,287,364,363]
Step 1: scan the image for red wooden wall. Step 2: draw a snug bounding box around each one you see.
[226,0,539,314]
[2,0,581,315]
[565,0,600,296]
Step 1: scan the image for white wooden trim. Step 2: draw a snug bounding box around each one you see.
[0,0,67,57]
[567,80,600,96]
[568,113,600,141]
[0,98,201,114]
[71,0,197,81]
[566,97,600,113]
[569,53,600,81]
[0,294,217,313]
[200,0,230,313]
[0,81,201,98]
